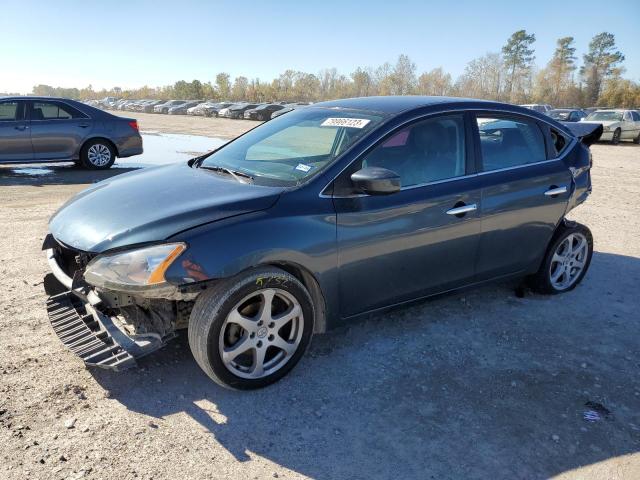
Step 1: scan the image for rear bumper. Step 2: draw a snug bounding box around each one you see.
[115,135,143,158]
[44,245,165,371]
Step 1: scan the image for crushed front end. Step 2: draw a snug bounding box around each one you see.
[42,234,196,370]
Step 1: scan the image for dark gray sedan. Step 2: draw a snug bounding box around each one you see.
[43,96,601,389]
[0,96,142,169]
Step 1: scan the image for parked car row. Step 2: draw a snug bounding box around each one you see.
[83,97,639,142]
[518,103,640,144]
[87,97,312,120]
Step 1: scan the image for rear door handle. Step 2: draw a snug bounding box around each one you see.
[78,124,90,128]
[446,203,477,216]
[544,186,567,197]
[14,125,28,131]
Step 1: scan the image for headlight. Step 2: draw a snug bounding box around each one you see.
[84,243,186,291]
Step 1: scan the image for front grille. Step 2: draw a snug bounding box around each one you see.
[53,242,94,279]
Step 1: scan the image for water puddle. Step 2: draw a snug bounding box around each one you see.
[115,132,227,168]
[10,167,55,176]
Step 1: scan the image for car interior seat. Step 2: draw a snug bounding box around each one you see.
[31,108,45,121]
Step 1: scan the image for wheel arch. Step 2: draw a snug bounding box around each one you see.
[531,217,577,273]
[268,261,327,334]
[80,136,119,157]
[182,260,329,334]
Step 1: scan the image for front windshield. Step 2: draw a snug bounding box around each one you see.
[549,110,570,120]
[200,107,384,185]
[587,111,623,121]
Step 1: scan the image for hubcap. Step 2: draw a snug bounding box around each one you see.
[549,233,588,290]
[87,144,111,166]
[219,288,304,379]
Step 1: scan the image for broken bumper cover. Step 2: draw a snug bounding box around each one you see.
[47,292,139,370]
[44,244,165,371]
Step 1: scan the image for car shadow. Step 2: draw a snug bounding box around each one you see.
[90,250,640,479]
[0,163,139,186]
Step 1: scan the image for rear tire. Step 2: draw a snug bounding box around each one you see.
[611,128,621,145]
[80,139,115,170]
[633,131,640,144]
[528,221,593,294]
[188,267,314,390]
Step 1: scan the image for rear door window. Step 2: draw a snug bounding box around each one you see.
[0,101,20,121]
[476,115,547,171]
[31,101,85,120]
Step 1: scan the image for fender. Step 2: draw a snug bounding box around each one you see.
[164,199,341,330]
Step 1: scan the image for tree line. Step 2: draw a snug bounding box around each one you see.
[29,31,639,108]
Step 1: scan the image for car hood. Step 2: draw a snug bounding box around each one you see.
[49,162,284,253]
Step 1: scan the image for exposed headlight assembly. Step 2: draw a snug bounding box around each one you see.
[84,243,186,292]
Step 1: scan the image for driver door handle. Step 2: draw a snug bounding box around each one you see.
[14,125,28,131]
[544,186,567,197]
[446,203,477,216]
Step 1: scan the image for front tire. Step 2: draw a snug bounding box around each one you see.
[528,221,593,294]
[188,267,314,390]
[80,139,115,169]
[611,128,621,145]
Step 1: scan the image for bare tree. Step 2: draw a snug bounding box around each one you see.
[416,68,452,96]
[391,54,417,95]
[455,53,503,100]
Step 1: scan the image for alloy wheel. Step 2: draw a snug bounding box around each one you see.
[87,144,112,167]
[219,288,304,379]
[549,233,588,290]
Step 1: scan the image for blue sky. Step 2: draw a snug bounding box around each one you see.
[1,0,638,93]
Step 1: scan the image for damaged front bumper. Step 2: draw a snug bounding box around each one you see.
[43,236,182,371]
[46,291,162,370]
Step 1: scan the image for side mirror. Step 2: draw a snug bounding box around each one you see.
[351,167,401,195]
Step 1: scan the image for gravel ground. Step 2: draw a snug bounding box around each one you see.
[116,110,259,138]
[0,124,639,480]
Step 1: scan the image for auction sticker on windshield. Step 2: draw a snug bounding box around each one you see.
[321,117,371,128]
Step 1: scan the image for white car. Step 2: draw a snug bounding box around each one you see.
[217,107,231,118]
[519,104,553,114]
[580,109,640,144]
[187,102,213,116]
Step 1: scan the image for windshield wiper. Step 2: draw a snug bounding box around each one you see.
[199,165,253,184]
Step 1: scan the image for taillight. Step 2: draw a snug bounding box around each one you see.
[128,120,139,131]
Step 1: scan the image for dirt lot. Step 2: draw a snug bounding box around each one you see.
[0,117,639,479]
[119,110,260,138]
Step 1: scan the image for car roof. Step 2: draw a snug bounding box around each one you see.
[0,95,84,103]
[314,96,492,114]
[311,96,576,137]
[311,95,518,114]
